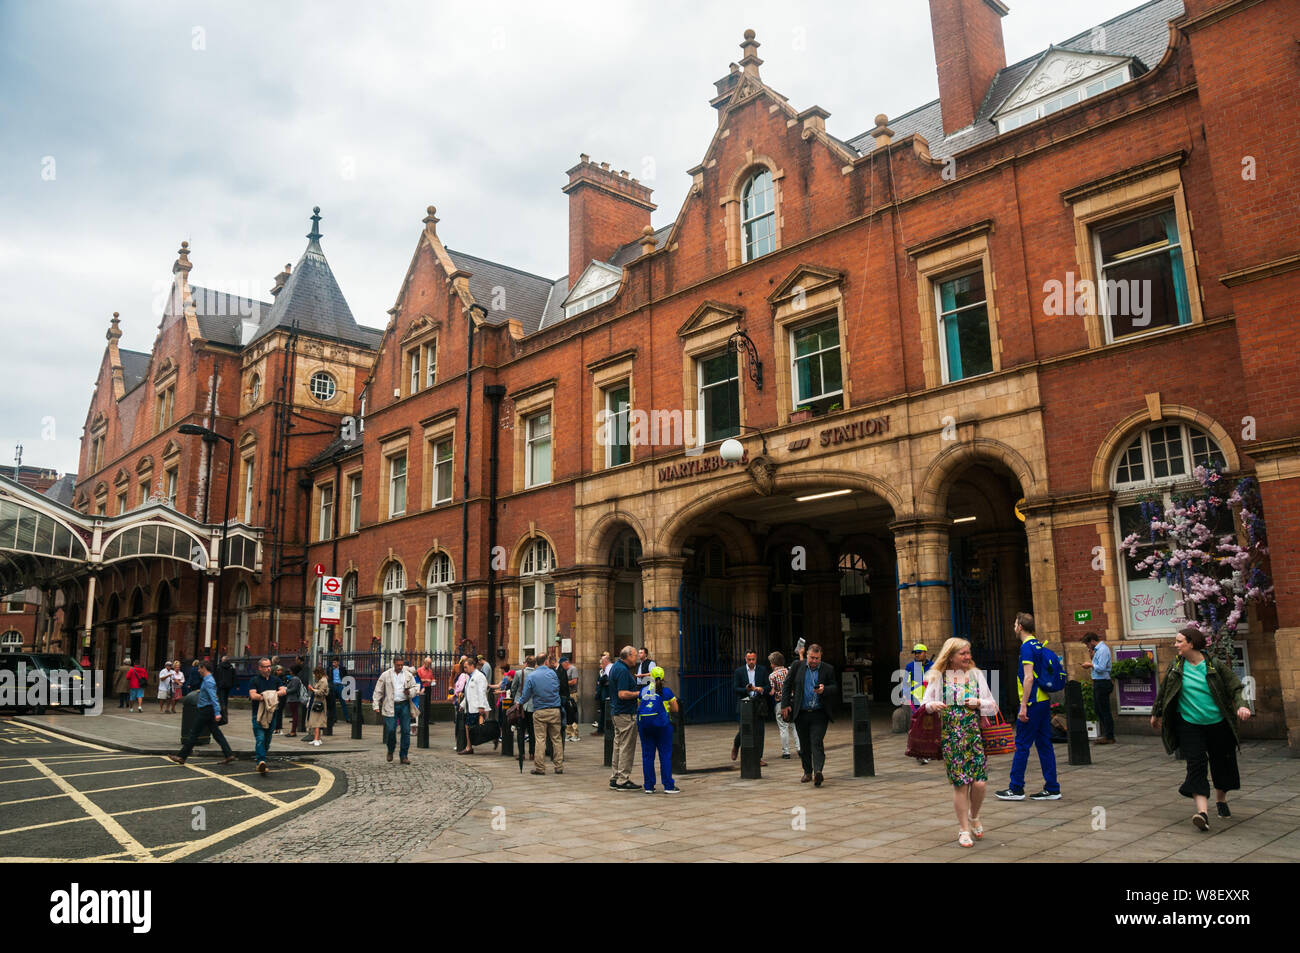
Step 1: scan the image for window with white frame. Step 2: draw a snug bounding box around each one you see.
[342,574,356,650]
[408,348,421,396]
[382,563,406,651]
[519,539,556,659]
[935,269,994,382]
[525,411,552,487]
[998,68,1128,133]
[348,474,362,533]
[741,170,775,262]
[698,352,739,444]
[610,531,643,642]
[249,373,261,405]
[1113,423,1227,636]
[1,631,21,652]
[165,468,178,508]
[116,491,128,515]
[387,452,407,517]
[432,438,453,505]
[425,553,454,654]
[309,371,336,402]
[318,483,334,541]
[242,455,256,523]
[604,384,631,467]
[425,340,437,389]
[791,318,843,410]
[233,583,250,656]
[1094,204,1192,342]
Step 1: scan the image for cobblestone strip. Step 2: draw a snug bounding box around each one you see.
[205,749,491,862]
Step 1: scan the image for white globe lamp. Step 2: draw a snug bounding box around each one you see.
[719,438,744,463]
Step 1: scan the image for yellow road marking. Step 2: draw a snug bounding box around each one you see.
[174,759,286,808]
[0,755,127,769]
[0,762,173,785]
[27,758,152,862]
[9,722,113,751]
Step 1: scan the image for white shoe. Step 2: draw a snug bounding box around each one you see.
[311,739,322,746]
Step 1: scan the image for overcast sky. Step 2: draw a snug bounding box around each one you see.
[0,0,1159,478]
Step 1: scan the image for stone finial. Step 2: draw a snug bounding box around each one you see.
[307,206,323,243]
[739,29,763,78]
[107,312,122,343]
[639,225,657,256]
[172,240,192,275]
[270,263,292,297]
[423,205,439,233]
[871,113,895,148]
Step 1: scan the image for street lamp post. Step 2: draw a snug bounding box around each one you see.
[179,424,234,656]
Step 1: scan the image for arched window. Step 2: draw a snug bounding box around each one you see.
[382,563,406,652]
[342,573,357,651]
[610,531,642,643]
[425,553,454,654]
[233,583,250,656]
[0,630,21,653]
[1113,422,1227,636]
[519,539,555,659]
[741,169,775,262]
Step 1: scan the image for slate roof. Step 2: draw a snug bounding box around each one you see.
[607,224,672,268]
[42,474,76,507]
[846,0,1184,160]
[306,433,365,469]
[119,349,152,394]
[190,285,274,347]
[250,232,382,348]
[446,249,563,337]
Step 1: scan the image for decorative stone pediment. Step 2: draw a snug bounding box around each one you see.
[768,264,845,307]
[399,313,441,344]
[564,262,622,305]
[996,48,1132,116]
[678,300,743,338]
[153,357,176,384]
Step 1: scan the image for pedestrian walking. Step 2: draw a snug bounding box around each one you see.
[415,656,436,728]
[452,656,469,752]
[459,657,491,755]
[168,660,235,766]
[305,666,330,746]
[780,643,837,786]
[1082,632,1116,744]
[904,643,934,764]
[518,655,564,775]
[113,657,131,708]
[560,657,580,741]
[592,651,611,735]
[284,664,304,737]
[766,652,800,760]
[156,661,175,713]
[995,612,1062,802]
[126,660,147,711]
[637,666,679,794]
[608,646,641,791]
[923,638,997,848]
[374,654,420,764]
[731,650,769,766]
[169,659,184,712]
[1151,626,1252,831]
[248,657,287,774]
[215,654,236,717]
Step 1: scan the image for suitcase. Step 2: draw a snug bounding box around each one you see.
[468,718,500,746]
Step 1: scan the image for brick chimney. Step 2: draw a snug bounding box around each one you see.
[562,155,655,285]
[928,0,1009,136]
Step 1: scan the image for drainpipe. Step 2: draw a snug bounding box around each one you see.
[484,384,506,665]
[461,304,486,649]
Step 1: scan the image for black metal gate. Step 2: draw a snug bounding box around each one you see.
[949,556,1012,711]
[677,585,767,724]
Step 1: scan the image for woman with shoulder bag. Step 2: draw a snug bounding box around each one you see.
[1151,626,1252,831]
[923,637,998,849]
[305,666,330,746]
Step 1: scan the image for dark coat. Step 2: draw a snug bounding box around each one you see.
[214,660,237,691]
[733,664,771,718]
[1152,654,1248,755]
[781,659,838,722]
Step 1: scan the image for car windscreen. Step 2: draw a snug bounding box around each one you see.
[34,654,84,673]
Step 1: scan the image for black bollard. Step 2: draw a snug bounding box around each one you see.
[852,694,875,777]
[671,702,687,774]
[500,703,514,757]
[603,703,614,768]
[324,689,333,736]
[351,691,362,740]
[739,698,761,779]
[1065,680,1092,766]
[417,683,430,749]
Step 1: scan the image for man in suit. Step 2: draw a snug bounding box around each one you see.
[781,643,837,787]
[731,650,770,766]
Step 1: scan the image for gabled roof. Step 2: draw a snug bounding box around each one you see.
[445,249,561,337]
[608,224,671,268]
[191,285,273,347]
[250,209,382,348]
[846,0,1184,160]
[119,349,152,394]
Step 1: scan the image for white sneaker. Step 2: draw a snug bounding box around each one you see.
[311,739,322,746]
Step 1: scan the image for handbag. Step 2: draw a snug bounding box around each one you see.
[980,710,1015,756]
[906,706,943,760]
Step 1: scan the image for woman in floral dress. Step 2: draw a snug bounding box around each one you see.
[923,637,998,848]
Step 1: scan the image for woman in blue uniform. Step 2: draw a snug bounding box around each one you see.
[638,666,680,794]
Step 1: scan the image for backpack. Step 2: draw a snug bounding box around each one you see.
[1032,641,1067,693]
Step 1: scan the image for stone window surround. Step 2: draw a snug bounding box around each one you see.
[344,468,363,534]
[910,224,1002,390]
[313,479,335,543]
[722,153,784,270]
[378,432,410,520]
[589,354,635,472]
[771,277,850,425]
[421,413,456,510]
[679,308,748,451]
[1064,156,1204,349]
[512,383,556,493]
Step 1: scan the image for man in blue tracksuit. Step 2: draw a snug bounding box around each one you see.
[996,612,1061,801]
[638,666,680,794]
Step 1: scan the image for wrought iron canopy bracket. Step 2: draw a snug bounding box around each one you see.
[727,330,763,390]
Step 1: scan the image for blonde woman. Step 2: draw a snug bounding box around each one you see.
[305,666,330,746]
[923,638,998,848]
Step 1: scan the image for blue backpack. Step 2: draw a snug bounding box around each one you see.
[1033,641,1067,693]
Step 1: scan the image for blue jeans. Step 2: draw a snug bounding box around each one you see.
[638,722,674,790]
[332,683,351,722]
[1009,699,1058,794]
[384,700,411,760]
[252,720,274,763]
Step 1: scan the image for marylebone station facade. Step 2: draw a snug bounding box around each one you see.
[7,0,1299,748]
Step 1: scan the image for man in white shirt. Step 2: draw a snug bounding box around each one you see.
[373,655,420,764]
[460,658,491,754]
[635,647,656,687]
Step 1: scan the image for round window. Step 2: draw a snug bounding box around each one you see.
[309,371,337,402]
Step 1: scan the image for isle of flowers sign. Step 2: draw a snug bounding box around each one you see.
[1121,465,1273,663]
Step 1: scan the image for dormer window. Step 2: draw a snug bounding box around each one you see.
[741,170,775,262]
[993,50,1134,134]
[563,261,622,319]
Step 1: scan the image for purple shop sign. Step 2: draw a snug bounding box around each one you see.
[1116,645,1158,714]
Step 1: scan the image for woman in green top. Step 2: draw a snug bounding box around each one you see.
[1150,626,1252,831]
